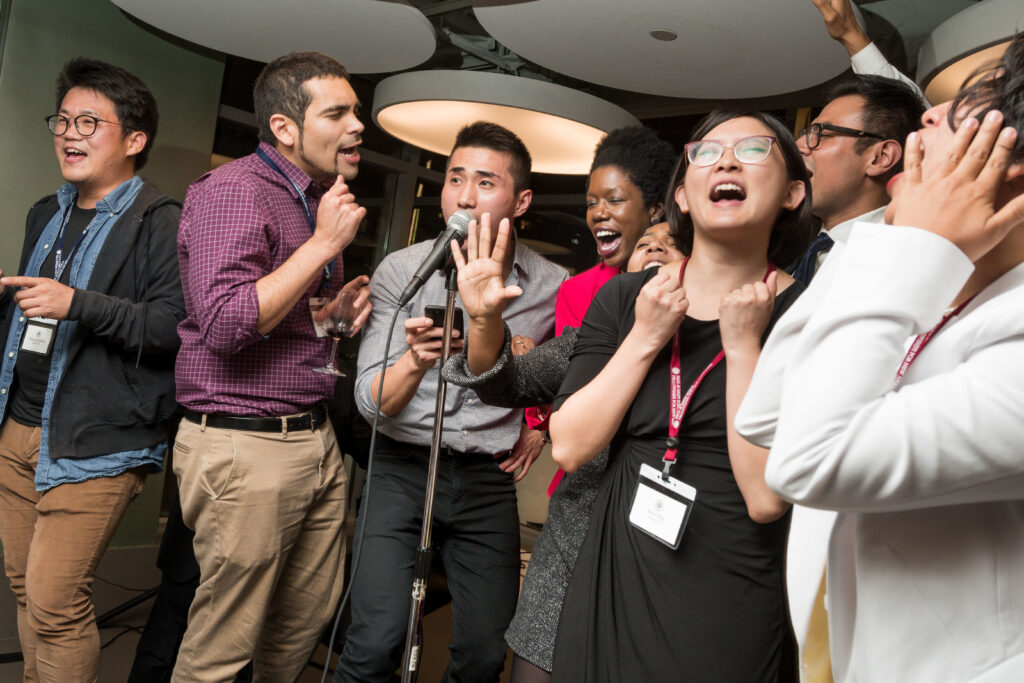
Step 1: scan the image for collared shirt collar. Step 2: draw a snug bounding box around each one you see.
[826,205,888,244]
[256,141,325,199]
[508,227,532,281]
[56,175,143,215]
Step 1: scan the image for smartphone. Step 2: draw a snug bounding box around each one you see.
[424,305,464,337]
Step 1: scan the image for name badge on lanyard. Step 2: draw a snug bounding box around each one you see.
[629,463,697,549]
[21,318,59,357]
[628,257,774,549]
[309,296,329,337]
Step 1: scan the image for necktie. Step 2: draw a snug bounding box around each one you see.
[801,570,834,683]
[791,231,834,285]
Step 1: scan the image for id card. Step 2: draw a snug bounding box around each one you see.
[628,463,697,549]
[309,297,329,338]
[21,318,58,357]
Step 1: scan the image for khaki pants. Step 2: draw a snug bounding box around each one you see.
[0,419,146,683]
[171,416,347,683]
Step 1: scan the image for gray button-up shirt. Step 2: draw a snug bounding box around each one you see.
[355,236,567,453]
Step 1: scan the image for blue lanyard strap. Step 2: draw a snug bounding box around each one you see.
[256,147,334,290]
[53,202,92,282]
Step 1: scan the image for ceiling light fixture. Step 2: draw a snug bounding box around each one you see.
[372,70,640,175]
[917,0,1021,104]
[473,0,858,99]
[109,0,436,73]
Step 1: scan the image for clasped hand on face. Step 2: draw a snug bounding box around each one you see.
[889,108,1023,263]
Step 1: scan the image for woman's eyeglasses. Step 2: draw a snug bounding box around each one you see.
[685,135,777,167]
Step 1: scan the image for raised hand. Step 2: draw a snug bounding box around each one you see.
[314,176,366,255]
[719,270,777,359]
[891,110,1023,262]
[450,213,522,321]
[631,270,689,352]
[2,276,75,319]
[812,0,869,55]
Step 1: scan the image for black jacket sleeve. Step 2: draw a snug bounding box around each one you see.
[66,201,185,354]
[442,324,579,408]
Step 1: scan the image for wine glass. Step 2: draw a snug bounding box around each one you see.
[314,291,358,377]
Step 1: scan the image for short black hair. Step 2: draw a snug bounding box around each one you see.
[254,52,351,146]
[450,121,532,193]
[665,110,813,268]
[56,57,159,170]
[590,126,676,214]
[822,74,927,178]
[951,32,1024,165]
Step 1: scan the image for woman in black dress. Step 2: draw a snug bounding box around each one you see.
[547,111,813,681]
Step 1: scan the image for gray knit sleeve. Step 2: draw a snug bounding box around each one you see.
[442,325,579,408]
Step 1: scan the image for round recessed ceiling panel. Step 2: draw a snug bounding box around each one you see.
[373,71,640,174]
[474,0,859,99]
[917,0,1023,104]
[111,0,436,73]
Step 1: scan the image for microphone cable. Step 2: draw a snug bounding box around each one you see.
[319,224,468,681]
[319,301,402,683]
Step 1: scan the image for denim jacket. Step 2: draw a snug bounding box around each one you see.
[0,177,184,490]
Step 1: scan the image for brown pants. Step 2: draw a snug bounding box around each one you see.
[0,419,146,683]
[171,416,347,683]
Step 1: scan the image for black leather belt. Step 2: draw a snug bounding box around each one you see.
[183,405,328,433]
[376,432,511,460]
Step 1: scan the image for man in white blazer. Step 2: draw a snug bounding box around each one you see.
[737,35,1024,682]
[785,7,927,678]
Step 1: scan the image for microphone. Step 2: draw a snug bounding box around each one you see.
[397,210,473,307]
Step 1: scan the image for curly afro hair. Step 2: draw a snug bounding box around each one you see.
[589,127,676,212]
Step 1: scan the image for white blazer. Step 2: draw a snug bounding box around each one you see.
[737,223,1024,682]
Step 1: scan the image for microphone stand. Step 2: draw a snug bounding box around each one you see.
[400,265,459,683]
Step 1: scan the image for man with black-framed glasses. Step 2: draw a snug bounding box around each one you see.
[790,1,928,286]
[790,75,926,287]
[0,57,183,681]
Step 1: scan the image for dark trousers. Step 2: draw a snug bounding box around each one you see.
[335,435,520,683]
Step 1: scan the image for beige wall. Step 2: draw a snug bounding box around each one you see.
[0,0,224,548]
[0,0,224,277]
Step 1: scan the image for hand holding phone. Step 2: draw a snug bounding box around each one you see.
[424,305,464,338]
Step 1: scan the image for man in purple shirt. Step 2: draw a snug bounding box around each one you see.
[172,51,370,682]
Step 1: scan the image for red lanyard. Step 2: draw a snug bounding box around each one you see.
[663,258,775,475]
[893,294,976,388]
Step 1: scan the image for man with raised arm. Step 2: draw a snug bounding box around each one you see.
[739,33,1024,683]
[172,51,370,682]
[790,0,928,285]
[339,121,566,682]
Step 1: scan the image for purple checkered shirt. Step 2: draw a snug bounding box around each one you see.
[175,142,343,416]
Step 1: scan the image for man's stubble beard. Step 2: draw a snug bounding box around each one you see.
[297,129,356,185]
